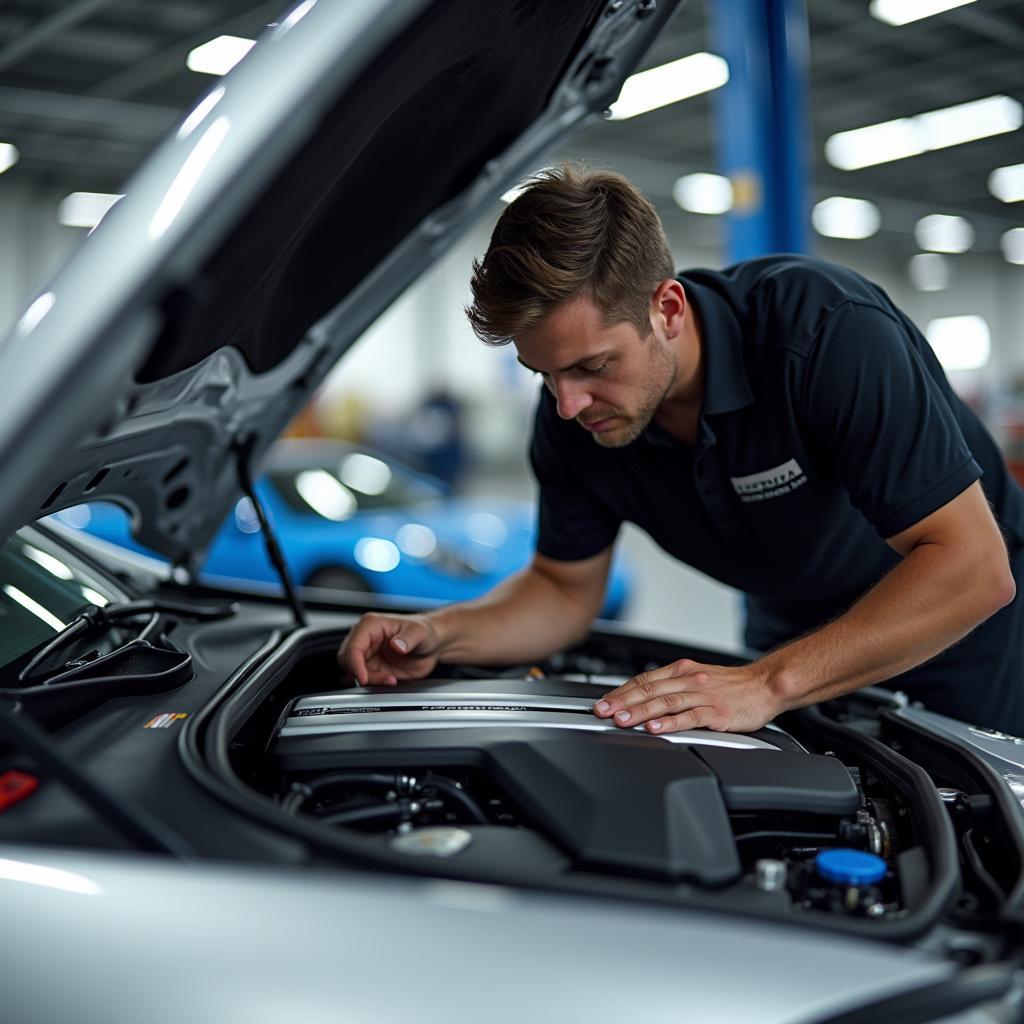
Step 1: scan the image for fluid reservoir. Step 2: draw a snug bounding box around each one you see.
[815,848,887,886]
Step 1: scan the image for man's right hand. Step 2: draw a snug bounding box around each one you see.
[336,612,443,686]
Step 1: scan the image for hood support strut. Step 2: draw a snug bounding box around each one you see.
[234,435,307,629]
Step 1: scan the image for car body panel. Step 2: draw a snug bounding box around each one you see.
[1,1,1021,1019]
[0,845,956,1024]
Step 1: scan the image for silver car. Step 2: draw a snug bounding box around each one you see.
[0,2,1021,1021]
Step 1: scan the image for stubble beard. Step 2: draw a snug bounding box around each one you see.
[588,340,678,449]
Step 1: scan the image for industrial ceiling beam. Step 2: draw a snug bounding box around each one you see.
[0,0,119,75]
[0,86,178,134]
[87,0,285,101]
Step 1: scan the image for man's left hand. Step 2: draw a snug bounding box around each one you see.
[593,658,782,734]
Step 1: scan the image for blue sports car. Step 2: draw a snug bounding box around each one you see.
[53,438,631,618]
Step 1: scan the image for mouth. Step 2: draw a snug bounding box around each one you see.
[579,415,617,433]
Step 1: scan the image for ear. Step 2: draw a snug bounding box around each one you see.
[651,279,687,339]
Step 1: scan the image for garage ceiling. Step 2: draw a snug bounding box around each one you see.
[0,0,1022,253]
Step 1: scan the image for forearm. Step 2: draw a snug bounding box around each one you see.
[761,540,1015,711]
[425,563,600,665]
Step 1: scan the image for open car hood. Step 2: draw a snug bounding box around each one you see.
[0,0,678,570]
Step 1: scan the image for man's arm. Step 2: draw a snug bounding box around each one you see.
[594,481,1015,733]
[338,548,612,685]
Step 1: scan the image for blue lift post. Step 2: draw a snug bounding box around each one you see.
[709,0,812,260]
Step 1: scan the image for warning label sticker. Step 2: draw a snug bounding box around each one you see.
[143,712,188,729]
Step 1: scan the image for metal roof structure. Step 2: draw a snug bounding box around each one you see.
[0,0,1022,256]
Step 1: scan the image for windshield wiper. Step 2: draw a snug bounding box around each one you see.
[18,597,236,684]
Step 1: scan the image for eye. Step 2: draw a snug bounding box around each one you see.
[581,361,608,375]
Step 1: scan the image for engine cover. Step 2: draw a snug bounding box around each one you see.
[270,678,859,884]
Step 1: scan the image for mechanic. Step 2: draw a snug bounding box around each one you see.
[338,165,1024,735]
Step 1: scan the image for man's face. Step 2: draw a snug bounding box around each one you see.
[514,294,678,448]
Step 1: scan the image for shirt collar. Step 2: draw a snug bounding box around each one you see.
[679,273,754,417]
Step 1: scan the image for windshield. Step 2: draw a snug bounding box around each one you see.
[0,529,123,671]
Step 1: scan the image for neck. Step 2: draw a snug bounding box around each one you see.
[654,404,700,445]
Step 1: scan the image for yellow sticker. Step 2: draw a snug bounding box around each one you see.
[143,712,189,730]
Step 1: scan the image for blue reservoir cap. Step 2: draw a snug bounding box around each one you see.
[815,848,887,886]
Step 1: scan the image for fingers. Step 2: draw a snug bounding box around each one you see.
[388,622,428,655]
[336,614,436,686]
[594,661,708,721]
[337,617,382,684]
[346,644,369,687]
[593,658,775,735]
[598,659,702,706]
[646,706,714,734]
[612,683,708,727]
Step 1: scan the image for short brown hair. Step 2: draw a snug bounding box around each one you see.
[466,164,675,346]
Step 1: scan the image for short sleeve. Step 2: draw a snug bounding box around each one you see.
[802,302,981,538]
[528,391,621,560]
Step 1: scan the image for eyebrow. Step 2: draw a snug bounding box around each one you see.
[516,351,612,374]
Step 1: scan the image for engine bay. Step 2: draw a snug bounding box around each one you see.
[4,591,1022,970]
[203,628,969,936]
[265,679,904,915]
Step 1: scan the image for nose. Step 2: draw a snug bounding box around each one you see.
[553,377,593,421]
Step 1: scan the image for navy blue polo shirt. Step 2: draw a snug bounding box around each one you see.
[530,254,1024,732]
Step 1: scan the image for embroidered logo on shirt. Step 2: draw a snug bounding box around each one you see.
[730,458,808,503]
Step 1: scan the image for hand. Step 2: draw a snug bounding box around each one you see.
[337,612,443,686]
[592,658,781,735]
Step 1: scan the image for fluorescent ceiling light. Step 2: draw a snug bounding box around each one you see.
[811,197,880,240]
[870,0,976,26]
[825,95,1022,170]
[826,119,923,169]
[186,35,255,76]
[914,213,973,253]
[1001,227,1024,265]
[0,142,18,175]
[608,53,728,121]
[909,253,950,291]
[989,162,1024,203]
[925,315,990,371]
[672,173,733,215]
[58,191,124,229]
[917,96,1021,149]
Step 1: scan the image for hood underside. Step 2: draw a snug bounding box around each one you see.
[0,0,680,566]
